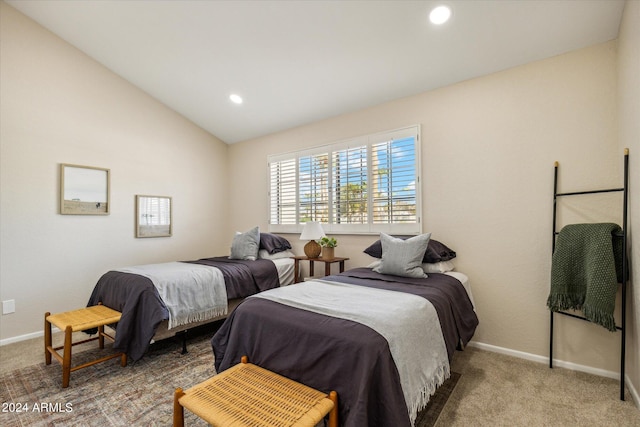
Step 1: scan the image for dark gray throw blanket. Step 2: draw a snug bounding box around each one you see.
[87,257,280,361]
[547,223,623,331]
[187,257,279,298]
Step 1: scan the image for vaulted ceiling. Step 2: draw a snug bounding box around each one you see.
[7,0,625,144]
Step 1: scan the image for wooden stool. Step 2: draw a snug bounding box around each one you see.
[45,304,127,388]
[173,356,338,427]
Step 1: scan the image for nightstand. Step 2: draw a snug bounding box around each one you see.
[291,256,349,283]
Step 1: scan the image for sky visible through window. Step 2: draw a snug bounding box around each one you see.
[298,136,416,224]
[268,126,420,232]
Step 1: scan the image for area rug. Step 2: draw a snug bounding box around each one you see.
[0,326,459,426]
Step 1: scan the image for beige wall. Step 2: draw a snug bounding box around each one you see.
[1,0,637,403]
[0,3,230,341]
[229,40,633,380]
[618,0,640,403]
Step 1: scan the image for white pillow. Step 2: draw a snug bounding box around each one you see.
[367,260,382,269]
[258,249,295,260]
[372,232,431,278]
[229,226,260,260]
[422,261,455,273]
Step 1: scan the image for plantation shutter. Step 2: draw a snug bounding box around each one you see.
[269,157,297,225]
[331,144,368,224]
[268,125,420,234]
[299,151,330,223]
[371,134,417,224]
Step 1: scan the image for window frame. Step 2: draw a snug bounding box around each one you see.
[268,125,421,235]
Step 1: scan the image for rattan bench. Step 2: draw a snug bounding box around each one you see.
[173,356,338,427]
[45,304,127,388]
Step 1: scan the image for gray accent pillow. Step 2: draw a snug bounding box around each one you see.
[229,226,260,260]
[372,232,431,278]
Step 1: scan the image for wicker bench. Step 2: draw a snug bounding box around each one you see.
[174,356,338,427]
[45,304,127,388]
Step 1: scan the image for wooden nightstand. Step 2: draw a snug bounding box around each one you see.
[291,256,349,283]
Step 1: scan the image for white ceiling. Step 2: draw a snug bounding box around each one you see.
[7,0,625,144]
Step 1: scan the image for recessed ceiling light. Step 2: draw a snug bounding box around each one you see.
[229,94,243,104]
[429,5,451,25]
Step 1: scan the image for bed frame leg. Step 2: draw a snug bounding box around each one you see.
[176,330,188,354]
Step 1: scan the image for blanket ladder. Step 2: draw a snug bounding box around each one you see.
[549,148,629,401]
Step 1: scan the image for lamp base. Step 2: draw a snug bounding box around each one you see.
[304,240,321,259]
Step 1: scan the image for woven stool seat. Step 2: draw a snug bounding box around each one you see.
[46,305,123,332]
[174,356,338,427]
[45,304,127,388]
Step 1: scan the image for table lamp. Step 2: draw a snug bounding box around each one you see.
[300,221,325,258]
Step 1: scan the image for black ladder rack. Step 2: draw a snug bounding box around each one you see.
[549,148,629,401]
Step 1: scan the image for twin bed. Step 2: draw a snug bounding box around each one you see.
[87,231,295,360]
[88,231,478,427]
[211,233,477,427]
[212,269,477,427]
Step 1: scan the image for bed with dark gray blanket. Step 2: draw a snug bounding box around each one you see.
[211,267,478,427]
[88,257,282,361]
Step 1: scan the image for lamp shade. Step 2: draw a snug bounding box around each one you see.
[300,221,325,241]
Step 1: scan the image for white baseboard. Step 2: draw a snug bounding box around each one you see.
[468,341,640,410]
[0,328,59,346]
[628,374,640,410]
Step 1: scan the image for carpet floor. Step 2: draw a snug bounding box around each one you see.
[443,345,640,426]
[2,323,638,426]
[0,325,457,426]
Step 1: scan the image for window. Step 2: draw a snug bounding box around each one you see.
[299,151,330,223]
[268,126,421,234]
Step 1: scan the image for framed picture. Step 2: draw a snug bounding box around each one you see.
[136,195,172,238]
[60,164,110,215]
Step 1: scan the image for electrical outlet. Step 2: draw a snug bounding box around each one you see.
[2,299,15,314]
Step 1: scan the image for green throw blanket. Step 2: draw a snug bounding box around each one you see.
[547,223,623,332]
